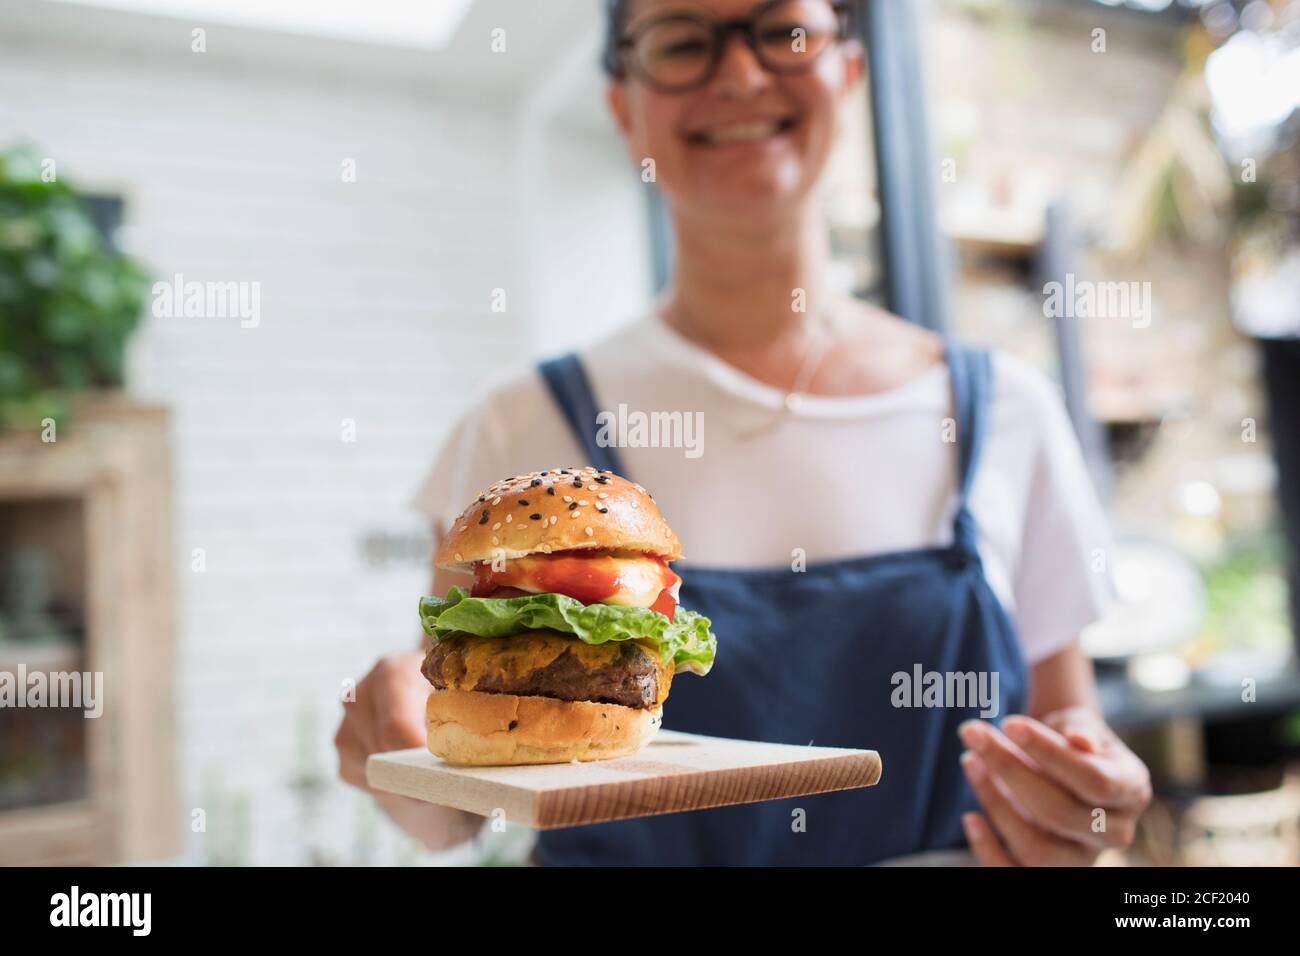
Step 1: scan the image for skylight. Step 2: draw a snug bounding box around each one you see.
[44,0,477,50]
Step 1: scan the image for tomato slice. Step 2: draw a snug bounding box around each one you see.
[471,552,680,616]
[470,563,497,597]
[473,556,621,604]
[650,587,677,622]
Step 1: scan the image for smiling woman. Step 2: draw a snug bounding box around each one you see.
[604,0,862,213]
[336,0,1154,867]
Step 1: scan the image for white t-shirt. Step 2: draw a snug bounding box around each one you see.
[413,314,1114,665]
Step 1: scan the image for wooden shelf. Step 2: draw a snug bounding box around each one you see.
[0,397,178,864]
[0,640,81,673]
[0,800,104,865]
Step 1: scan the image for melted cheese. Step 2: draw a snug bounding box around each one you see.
[436,632,674,707]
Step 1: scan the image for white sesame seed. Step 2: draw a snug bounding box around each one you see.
[597,493,608,499]
[491,536,499,545]
[492,497,502,505]
[454,552,463,562]
[550,515,558,525]
[587,485,597,490]
[585,526,593,536]
[570,511,581,519]
[563,496,573,502]
[505,514,513,523]
[492,522,501,531]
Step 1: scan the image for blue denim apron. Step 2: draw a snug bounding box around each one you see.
[532,341,1026,865]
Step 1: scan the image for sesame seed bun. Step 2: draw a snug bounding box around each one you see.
[435,467,681,571]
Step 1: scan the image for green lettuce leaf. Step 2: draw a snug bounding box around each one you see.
[418,587,716,676]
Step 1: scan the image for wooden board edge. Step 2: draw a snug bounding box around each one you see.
[533,749,882,830]
[365,753,541,826]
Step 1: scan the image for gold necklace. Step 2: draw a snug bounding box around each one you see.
[663,304,837,441]
[738,308,835,440]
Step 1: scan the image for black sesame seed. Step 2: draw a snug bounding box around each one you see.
[559,469,570,474]
[546,487,556,496]
[597,506,608,513]
[596,475,609,483]
[531,478,542,487]
[507,719,518,730]
[478,510,489,525]
[478,495,487,502]
[568,502,578,510]
[518,499,529,506]
[573,478,582,487]
[530,513,542,520]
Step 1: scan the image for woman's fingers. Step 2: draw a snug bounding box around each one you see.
[335,650,430,793]
[341,695,376,755]
[1002,714,1151,810]
[333,649,486,851]
[962,812,1015,867]
[364,652,431,752]
[1039,707,1102,753]
[334,721,370,789]
[961,752,1096,866]
[958,720,1108,848]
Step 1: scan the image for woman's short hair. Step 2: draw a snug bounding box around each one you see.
[601,0,862,79]
[601,0,632,77]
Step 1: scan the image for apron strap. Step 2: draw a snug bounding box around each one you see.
[537,353,629,476]
[944,341,993,560]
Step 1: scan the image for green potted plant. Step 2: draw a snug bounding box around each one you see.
[0,146,150,430]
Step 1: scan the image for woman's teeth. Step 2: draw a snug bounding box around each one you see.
[698,120,787,144]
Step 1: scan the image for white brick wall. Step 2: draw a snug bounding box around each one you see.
[0,0,648,864]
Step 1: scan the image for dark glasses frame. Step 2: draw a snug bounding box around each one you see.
[613,0,854,93]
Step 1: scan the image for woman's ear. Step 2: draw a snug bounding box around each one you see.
[840,39,865,91]
[606,79,645,168]
[606,80,632,139]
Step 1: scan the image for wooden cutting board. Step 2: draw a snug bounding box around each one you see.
[366,730,882,829]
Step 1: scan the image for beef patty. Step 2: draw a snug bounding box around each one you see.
[422,631,666,710]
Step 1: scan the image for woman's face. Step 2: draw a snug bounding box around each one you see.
[608,0,863,223]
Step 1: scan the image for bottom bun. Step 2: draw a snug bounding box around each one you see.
[425,688,662,766]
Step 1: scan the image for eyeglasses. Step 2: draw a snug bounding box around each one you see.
[614,0,853,94]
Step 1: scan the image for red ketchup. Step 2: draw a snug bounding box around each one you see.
[472,552,679,620]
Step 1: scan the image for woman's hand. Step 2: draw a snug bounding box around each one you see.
[957,706,1152,866]
[334,650,484,852]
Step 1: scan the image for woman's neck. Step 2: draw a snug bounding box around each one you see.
[661,202,833,361]
[656,200,944,398]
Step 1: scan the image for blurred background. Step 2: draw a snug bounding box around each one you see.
[0,0,1297,866]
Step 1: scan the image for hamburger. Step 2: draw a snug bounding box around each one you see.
[418,466,716,765]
